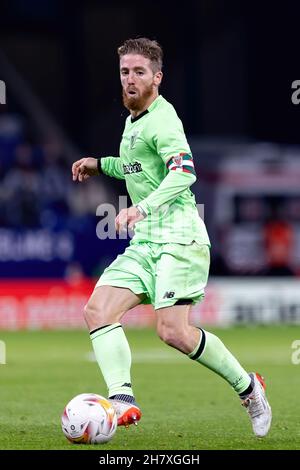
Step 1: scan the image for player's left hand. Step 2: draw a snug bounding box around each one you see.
[115,206,145,233]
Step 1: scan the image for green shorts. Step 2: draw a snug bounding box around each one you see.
[96,241,210,310]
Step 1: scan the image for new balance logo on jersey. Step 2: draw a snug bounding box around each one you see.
[123,161,142,175]
[163,291,175,299]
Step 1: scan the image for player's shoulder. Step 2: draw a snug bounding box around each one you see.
[156,95,177,114]
[150,95,181,124]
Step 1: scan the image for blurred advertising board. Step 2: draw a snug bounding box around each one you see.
[212,144,300,275]
[193,278,300,326]
[0,278,299,329]
[0,228,128,278]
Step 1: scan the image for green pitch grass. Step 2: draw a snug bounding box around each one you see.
[0,326,299,450]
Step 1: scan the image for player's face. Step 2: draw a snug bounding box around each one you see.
[120,54,162,112]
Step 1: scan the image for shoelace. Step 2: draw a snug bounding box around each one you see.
[242,390,265,419]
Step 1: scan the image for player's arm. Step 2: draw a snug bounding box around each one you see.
[115,158,195,232]
[137,116,196,216]
[99,157,125,180]
[72,156,125,182]
[137,167,196,216]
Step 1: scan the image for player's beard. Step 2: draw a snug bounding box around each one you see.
[122,83,154,112]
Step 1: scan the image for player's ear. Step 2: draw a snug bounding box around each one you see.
[154,71,163,87]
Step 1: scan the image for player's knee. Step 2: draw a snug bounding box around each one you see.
[83,301,107,327]
[156,321,178,348]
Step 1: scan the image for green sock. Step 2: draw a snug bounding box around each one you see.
[188,328,251,394]
[90,323,134,398]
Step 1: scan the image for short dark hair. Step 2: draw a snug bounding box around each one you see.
[118,37,163,73]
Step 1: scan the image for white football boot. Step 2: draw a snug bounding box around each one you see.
[109,399,142,428]
[241,372,272,437]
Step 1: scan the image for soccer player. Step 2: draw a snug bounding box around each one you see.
[72,38,271,437]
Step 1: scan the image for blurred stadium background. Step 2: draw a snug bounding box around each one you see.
[1,0,300,450]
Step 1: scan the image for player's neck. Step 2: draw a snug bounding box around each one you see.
[130,93,159,118]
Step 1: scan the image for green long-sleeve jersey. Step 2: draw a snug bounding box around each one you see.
[100,95,210,245]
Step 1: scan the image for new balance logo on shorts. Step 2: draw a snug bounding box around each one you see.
[163,291,175,299]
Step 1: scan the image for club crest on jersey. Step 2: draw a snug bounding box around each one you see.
[130,131,139,149]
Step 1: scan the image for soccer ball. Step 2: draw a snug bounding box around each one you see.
[61,393,117,444]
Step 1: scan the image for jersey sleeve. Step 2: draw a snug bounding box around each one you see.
[137,170,196,216]
[153,112,195,176]
[137,112,196,215]
[100,157,125,180]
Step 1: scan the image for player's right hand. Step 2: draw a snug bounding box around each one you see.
[72,157,99,182]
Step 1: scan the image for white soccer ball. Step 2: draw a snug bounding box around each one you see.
[61,393,117,444]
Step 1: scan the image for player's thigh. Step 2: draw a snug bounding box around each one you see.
[154,243,210,310]
[85,285,143,326]
[96,243,155,304]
